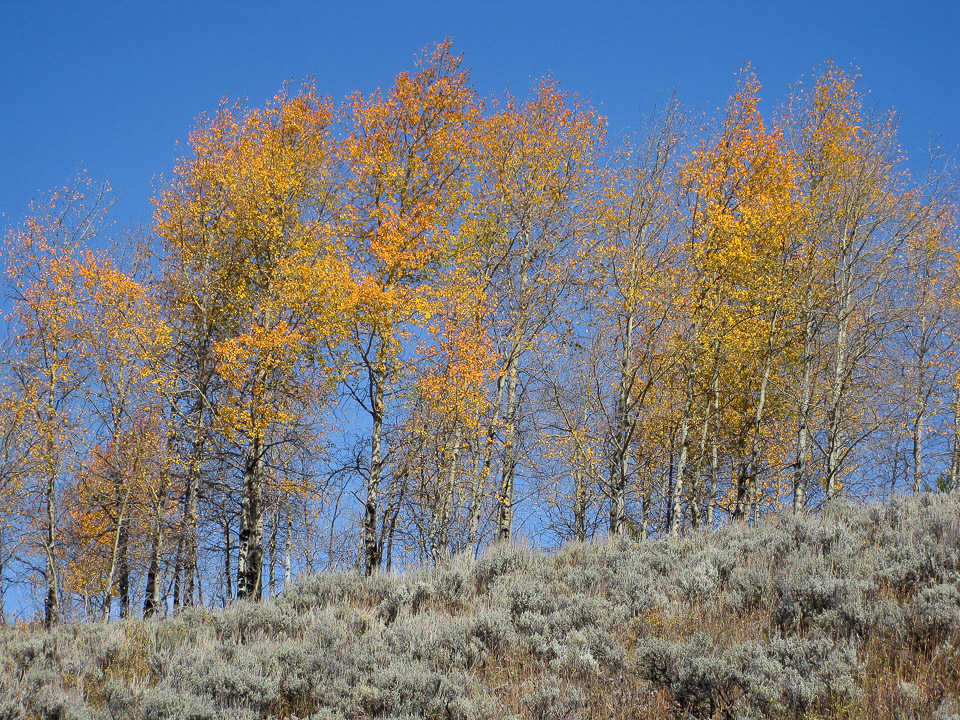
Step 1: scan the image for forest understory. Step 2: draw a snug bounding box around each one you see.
[1,492,958,720]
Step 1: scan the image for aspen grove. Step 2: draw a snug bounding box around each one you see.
[1,45,957,624]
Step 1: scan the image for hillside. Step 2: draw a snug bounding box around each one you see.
[2,493,959,720]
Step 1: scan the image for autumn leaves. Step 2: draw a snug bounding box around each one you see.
[2,45,956,623]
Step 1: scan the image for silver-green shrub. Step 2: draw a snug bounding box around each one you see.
[1,492,958,718]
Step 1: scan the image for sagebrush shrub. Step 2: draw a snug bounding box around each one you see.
[215,599,307,642]
[907,583,960,649]
[634,632,860,718]
[139,685,218,720]
[634,632,736,718]
[725,565,770,612]
[772,557,871,638]
[430,562,473,607]
[673,554,720,601]
[279,570,367,612]
[0,695,25,720]
[521,675,585,720]
[468,608,517,655]
[1,493,958,719]
[472,544,531,592]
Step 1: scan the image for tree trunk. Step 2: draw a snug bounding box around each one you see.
[0,526,5,626]
[949,384,960,491]
[363,358,385,576]
[640,458,652,538]
[267,508,279,598]
[434,428,462,561]
[497,354,520,543]
[668,358,696,536]
[182,389,207,607]
[143,522,163,618]
[103,470,131,621]
[497,235,531,546]
[182,460,200,605]
[911,408,925,495]
[43,443,60,627]
[704,344,721,527]
[381,470,404,572]
[283,511,292,591]
[911,314,929,495]
[118,520,130,618]
[689,404,711,532]
[794,287,815,514]
[237,436,265,600]
[144,431,173,617]
[609,313,634,535]
[825,231,853,501]
[117,473,130,618]
[664,432,675,535]
[467,370,507,554]
[734,310,778,522]
[172,537,182,611]
[573,466,587,542]
[223,516,232,603]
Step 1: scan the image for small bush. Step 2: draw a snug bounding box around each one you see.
[772,561,870,638]
[468,608,517,656]
[635,633,737,717]
[139,686,218,720]
[472,545,531,592]
[635,633,860,718]
[430,563,472,607]
[214,600,307,642]
[673,555,720,601]
[907,583,960,649]
[725,565,770,612]
[522,676,585,720]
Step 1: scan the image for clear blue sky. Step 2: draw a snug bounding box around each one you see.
[1,1,958,229]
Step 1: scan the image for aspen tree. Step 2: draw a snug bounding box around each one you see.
[341,43,479,574]
[0,383,29,623]
[156,86,348,600]
[467,80,603,545]
[598,100,685,536]
[65,247,171,617]
[678,72,804,527]
[790,65,921,502]
[890,201,956,494]
[4,176,113,624]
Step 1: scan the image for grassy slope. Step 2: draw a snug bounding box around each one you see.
[1,493,959,720]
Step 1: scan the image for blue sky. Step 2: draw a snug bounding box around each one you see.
[1,1,957,229]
